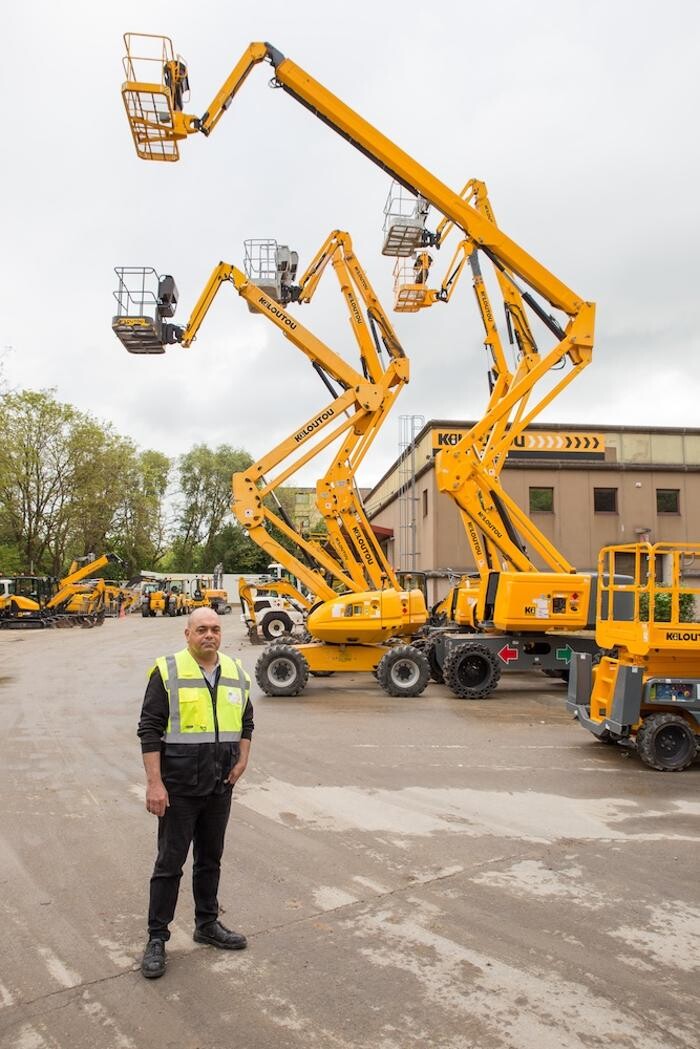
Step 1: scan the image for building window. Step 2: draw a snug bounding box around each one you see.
[656,489,680,514]
[529,486,554,512]
[594,487,617,513]
[422,489,428,517]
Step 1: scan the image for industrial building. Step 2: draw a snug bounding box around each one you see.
[366,420,700,605]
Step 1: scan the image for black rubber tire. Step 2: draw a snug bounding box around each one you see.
[376,645,430,697]
[636,713,698,771]
[261,611,294,641]
[426,641,444,684]
[542,668,569,683]
[443,642,501,699]
[255,644,309,697]
[141,607,150,618]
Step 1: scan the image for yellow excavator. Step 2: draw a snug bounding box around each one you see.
[113,231,430,697]
[567,543,700,772]
[0,553,123,628]
[118,33,602,698]
[189,570,231,615]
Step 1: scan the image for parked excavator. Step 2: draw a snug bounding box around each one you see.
[0,553,123,628]
[118,34,610,698]
[189,570,232,615]
[113,230,430,697]
[567,542,700,772]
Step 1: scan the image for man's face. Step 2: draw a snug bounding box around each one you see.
[186,613,221,661]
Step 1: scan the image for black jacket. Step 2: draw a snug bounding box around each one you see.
[138,663,254,796]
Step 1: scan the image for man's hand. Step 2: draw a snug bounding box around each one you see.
[227,738,251,786]
[143,752,169,817]
[226,760,247,786]
[146,780,169,817]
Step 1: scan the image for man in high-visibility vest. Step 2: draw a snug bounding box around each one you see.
[137,606,253,979]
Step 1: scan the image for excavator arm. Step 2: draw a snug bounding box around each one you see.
[60,553,121,588]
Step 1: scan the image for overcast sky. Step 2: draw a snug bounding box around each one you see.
[1,1,698,489]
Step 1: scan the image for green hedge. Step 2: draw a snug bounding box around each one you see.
[639,590,696,622]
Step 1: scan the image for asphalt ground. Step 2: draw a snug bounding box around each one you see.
[0,615,698,1049]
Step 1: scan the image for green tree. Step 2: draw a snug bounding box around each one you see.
[0,389,171,576]
[0,390,82,572]
[109,449,172,575]
[173,444,253,570]
[206,523,270,573]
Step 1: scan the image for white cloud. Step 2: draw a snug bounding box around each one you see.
[2,0,698,487]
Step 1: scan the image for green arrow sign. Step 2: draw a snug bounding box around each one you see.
[556,645,573,663]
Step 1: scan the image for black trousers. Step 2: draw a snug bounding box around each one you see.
[148,789,232,940]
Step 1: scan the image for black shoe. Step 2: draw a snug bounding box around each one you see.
[141,937,167,979]
[193,920,247,950]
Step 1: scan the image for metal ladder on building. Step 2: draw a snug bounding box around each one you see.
[397,414,425,572]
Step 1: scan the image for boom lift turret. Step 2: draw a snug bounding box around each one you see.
[113,232,430,697]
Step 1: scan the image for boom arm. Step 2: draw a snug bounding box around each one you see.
[159,233,409,602]
[121,34,595,588]
[121,37,593,345]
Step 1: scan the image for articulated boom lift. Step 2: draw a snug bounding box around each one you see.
[113,232,430,697]
[384,178,601,694]
[119,33,600,698]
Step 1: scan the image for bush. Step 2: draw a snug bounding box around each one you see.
[639,590,696,622]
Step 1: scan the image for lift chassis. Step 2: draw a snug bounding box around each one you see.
[429,629,600,699]
[566,543,700,772]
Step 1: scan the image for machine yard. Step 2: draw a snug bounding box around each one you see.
[0,615,698,1049]
[2,8,699,1047]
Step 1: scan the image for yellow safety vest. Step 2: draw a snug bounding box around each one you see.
[154,648,250,744]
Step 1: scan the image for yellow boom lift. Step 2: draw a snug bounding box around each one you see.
[118,33,602,698]
[113,231,430,697]
[385,178,603,695]
[567,543,700,772]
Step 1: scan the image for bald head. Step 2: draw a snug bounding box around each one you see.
[185,606,221,666]
[187,606,220,630]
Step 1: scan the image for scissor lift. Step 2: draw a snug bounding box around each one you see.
[568,542,700,771]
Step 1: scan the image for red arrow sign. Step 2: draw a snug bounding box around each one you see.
[498,644,519,663]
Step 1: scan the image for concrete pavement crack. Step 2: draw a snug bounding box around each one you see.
[246,845,538,938]
[0,966,141,1031]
